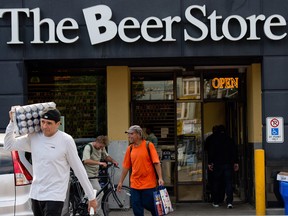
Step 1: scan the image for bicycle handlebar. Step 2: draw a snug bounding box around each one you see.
[88,163,119,179]
[105,162,119,169]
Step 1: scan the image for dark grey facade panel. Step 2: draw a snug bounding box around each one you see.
[263,38,288,55]
[263,56,288,90]
[102,39,182,58]
[262,90,288,161]
[263,0,288,16]
[0,61,26,131]
[0,62,25,94]
[262,91,288,121]
[0,27,24,60]
[183,0,262,17]
[182,39,262,56]
[0,0,23,9]
[0,95,26,132]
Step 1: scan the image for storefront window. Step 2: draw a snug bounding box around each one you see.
[204,76,239,99]
[132,73,174,101]
[27,69,106,138]
[132,80,173,100]
[177,77,200,100]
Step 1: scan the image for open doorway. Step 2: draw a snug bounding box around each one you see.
[203,101,246,203]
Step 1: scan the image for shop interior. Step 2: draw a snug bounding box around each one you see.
[130,67,248,202]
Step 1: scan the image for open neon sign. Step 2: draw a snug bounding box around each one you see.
[211,77,238,89]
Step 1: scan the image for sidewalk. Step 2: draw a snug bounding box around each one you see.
[168,202,286,216]
[110,202,285,216]
[169,202,256,215]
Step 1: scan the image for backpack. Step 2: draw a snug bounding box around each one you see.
[77,142,93,161]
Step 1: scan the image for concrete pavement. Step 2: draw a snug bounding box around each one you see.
[167,202,285,215]
[169,202,255,215]
[108,201,285,215]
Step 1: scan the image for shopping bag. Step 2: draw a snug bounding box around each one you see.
[158,186,173,214]
[153,189,165,216]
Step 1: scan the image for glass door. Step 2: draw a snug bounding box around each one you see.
[176,72,203,201]
[176,102,202,201]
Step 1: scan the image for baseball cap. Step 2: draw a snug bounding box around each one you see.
[41,108,61,123]
[125,125,143,137]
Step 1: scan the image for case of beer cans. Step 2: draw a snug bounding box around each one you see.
[12,102,56,136]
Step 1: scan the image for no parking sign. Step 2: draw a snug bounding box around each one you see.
[266,117,284,143]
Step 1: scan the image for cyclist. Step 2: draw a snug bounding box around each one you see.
[82,135,118,216]
[117,125,164,216]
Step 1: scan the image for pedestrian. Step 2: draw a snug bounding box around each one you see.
[205,125,225,204]
[4,107,97,216]
[206,125,239,209]
[145,125,158,147]
[82,135,119,216]
[117,125,164,216]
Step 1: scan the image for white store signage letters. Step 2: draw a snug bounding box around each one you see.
[0,4,287,45]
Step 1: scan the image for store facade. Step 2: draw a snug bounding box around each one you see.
[0,0,288,207]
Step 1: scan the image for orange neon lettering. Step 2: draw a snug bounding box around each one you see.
[220,78,225,88]
[231,78,238,88]
[225,78,231,88]
[212,77,238,89]
[211,78,219,88]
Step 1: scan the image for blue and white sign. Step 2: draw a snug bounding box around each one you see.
[266,117,284,143]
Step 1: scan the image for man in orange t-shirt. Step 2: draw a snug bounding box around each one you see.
[117,125,164,216]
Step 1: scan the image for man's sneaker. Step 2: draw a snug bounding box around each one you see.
[227,203,233,209]
[212,203,219,207]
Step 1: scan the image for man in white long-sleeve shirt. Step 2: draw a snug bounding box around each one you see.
[4,107,97,216]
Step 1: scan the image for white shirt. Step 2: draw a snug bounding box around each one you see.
[4,121,94,201]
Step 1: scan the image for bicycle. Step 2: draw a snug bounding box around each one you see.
[68,163,131,216]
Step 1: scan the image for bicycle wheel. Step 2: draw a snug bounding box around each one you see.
[68,179,89,216]
[68,197,75,216]
[68,197,89,216]
[102,185,132,216]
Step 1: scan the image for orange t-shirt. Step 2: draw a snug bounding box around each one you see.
[122,140,160,189]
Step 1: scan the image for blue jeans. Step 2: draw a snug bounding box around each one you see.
[130,188,157,216]
[212,164,234,204]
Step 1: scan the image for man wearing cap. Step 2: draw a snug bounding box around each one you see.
[117,125,164,216]
[4,107,97,216]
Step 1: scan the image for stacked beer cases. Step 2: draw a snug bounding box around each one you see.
[12,102,56,136]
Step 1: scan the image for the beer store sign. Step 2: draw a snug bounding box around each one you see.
[0,4,287,45]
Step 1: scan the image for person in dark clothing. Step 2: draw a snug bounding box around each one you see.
[205,126,224,204]
[206,125,239,209]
